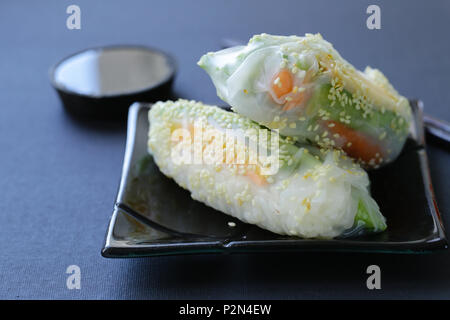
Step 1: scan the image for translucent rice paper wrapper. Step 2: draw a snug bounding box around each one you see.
[198,33,412,168]
[148,99,386,239]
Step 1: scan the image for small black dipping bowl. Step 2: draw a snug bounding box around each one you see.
[50,45,176,119]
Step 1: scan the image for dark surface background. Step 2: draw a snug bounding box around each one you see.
[0,0,449,299]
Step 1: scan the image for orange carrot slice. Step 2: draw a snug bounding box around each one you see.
[271,69,294,99]
[245,170,267,186]
[283,91,307,111]
[326,120,383,164]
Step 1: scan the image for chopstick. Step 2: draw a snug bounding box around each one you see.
[424,115,450,144]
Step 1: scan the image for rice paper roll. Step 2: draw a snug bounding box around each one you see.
[148,99,386,239]
[198,33,412,168]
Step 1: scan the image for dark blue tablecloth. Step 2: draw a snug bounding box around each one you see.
[1,0,449,299]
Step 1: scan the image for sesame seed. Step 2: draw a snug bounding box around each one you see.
[273,77,282,88]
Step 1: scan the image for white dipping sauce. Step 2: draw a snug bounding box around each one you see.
[54,47,172,96]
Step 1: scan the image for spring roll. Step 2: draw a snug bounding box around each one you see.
[198,33,412,168]
[148,99,386,238]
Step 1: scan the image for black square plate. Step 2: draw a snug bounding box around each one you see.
[102,100,447,257]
